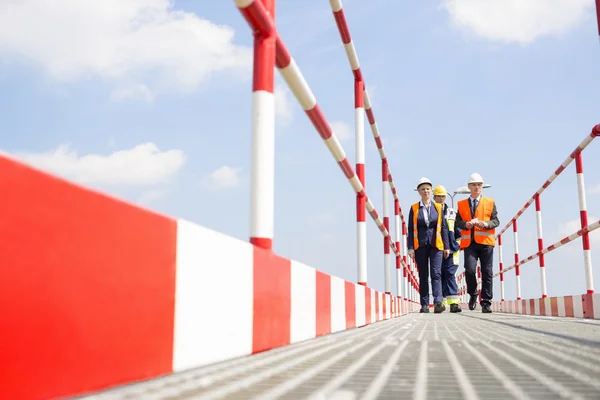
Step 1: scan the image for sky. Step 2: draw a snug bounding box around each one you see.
[1,0,599,302]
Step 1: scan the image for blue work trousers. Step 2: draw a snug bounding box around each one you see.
[442,256,459,298]
[415,244,443,306]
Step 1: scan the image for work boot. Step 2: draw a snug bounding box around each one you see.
[450,304,462,313]
[420,305,429,313]
[469,295,477,310]
[482,304,492,313]
[434,302,446,313]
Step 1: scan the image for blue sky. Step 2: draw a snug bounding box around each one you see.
[1,0,599,301]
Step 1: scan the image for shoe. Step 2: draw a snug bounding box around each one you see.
[420,305,429,313]
[482,305,492,313]
[450,304,462,313]
[434,302,446,313]
[469,295,477,310]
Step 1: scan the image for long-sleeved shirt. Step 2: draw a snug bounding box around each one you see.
[407,201,449,251]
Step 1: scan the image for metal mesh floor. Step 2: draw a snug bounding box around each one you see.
[79,311,600,399]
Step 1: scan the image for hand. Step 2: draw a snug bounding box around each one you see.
[476,221,488,228]
[408,249,415,260]
[444,249,450,258]
[465,221,474,229]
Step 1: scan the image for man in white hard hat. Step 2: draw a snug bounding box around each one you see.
[407,177,450,313]
[455,173,500,313]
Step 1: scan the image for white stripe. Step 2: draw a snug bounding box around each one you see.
[329,0,343,12]
[442,340,478,400]
[173,220,253,371]
[290,261,317,343]
[343,41,360,71]
[278,59,317,110]
[573,295,584,318]
[360,341,410,400]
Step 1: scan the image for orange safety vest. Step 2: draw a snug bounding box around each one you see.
[456,197,496,248]
[411,201,444,251]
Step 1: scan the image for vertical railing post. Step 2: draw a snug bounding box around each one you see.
[498,234,505,301]
[249,0,276,250]
[534,194,548,298]
[575,152,595,294]
[513,220,521,300]
[355,79,367,286]
[394,200,402,313]
[382,160,391,294]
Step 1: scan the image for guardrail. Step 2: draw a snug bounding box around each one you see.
[233,0,417,310]
[493,124,599,316]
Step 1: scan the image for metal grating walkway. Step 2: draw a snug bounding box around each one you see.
[80,312,600,399]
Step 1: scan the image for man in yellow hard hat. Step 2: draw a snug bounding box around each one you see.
[433,184,462,313]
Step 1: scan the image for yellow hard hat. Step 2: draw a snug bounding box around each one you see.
[433,185,448,196]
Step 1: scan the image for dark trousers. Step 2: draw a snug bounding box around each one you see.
[464,243,494,306]
[442,257,458,297]
[415,244,443,306]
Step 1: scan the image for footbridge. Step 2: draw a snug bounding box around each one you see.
[1,0,600,399]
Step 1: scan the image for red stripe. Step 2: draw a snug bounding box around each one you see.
[238,1,275,40]
[550,297,559,316]
[534,194,541,211]
[365,287,371,323]
[382,295,387,318]
[345,282,356,329]
[316,271,331,337]
[275,39,291,69]
[381,159,388,181]
[251,0,276,93]
[580,210,591,250]
[365,108,375,125]
[354,79,364,108]
[0,156,177,400]
[583,293,595,319]
[252,247,291,353]
[338,158,355,179]
[575,152,584,174]
[375,293,380,321]
[564,296,574,317]
[305,106,332,140]
[592,123,600,137]
[333,9,352,44]
[383,217,390,254]
[529,299,535,314]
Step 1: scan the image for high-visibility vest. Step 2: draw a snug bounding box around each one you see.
[411,201,444,251]
[457,197,496,248]
[445,206,461,265]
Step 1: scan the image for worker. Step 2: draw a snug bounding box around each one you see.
[433,185,462,313]
[455,173,500,313]
[407,177,450,313]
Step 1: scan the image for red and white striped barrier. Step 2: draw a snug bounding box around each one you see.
[0,154,419,400]
[491,294,600,319]
[492,124,600,319]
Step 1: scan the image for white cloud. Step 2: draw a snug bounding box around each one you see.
[12,142,186,186]
[275,84,293,124]
[442,0,594,44]
[559,216,600,246]
[0,0,251,96]
[330,121,352,142]
[207,165,242,189]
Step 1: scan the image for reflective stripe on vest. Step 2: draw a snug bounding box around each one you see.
[456,197,496,248]
[411,202,444,251]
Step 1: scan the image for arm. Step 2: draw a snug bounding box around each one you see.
[407,207,414,250]
[486,203,500,229]
[441,213,449,250]
[455,207,467,230]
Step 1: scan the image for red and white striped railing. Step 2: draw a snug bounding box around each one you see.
[234,0,416,312]
[493,124,600,318]
[327,0,415,307]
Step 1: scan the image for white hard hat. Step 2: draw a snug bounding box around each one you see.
[468,173,484,184]
[416,177,432,189]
